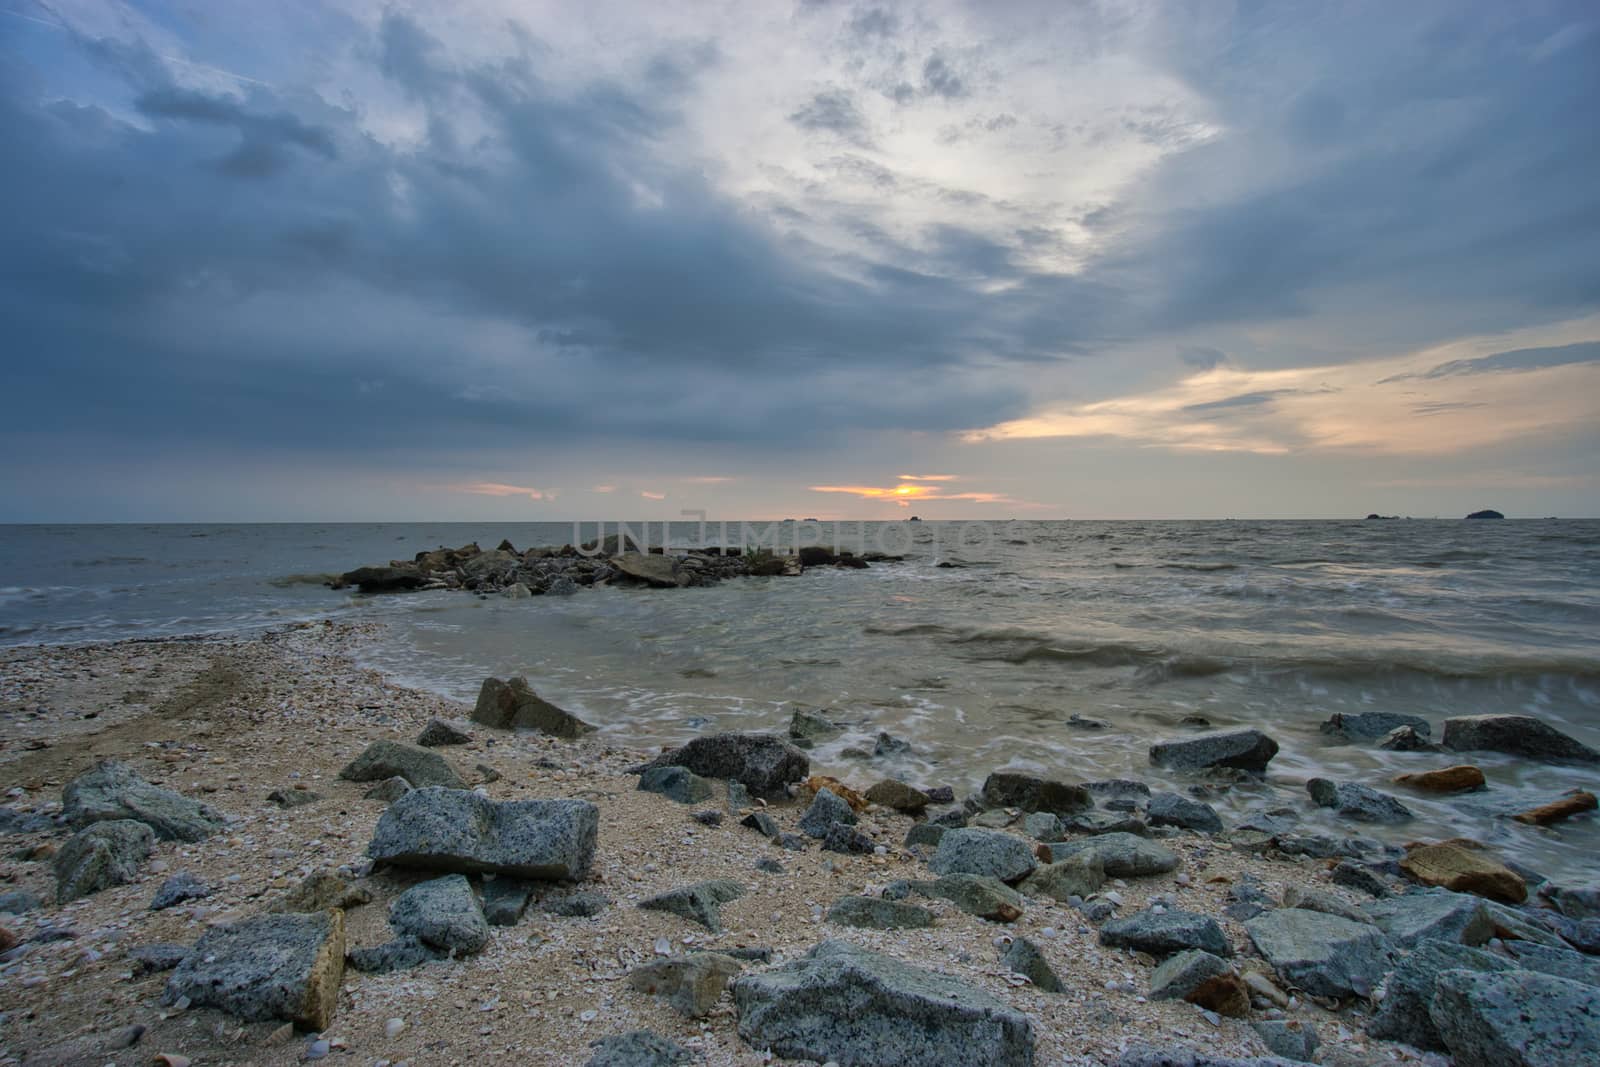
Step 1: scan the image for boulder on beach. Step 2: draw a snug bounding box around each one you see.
[1149,729,1279,773]
[1020,852,1105,901]
[641,733,809,800]
[1400,840,1527,903]
[387,873,489,955]
[53,819,155,902]
[628,953,743,1017]
[1147,792,1224,833]
[336,564,427,592]
[913,874,1026,922]
[1430,968,1600,1066]
[338,740,465,789]
[1245,908,1392,998]
[1100,908,1231,958]
[1441,715,1599,763]
[62,760,225,842]
[929,828,1037,883]
[1001,936,1064,992]
[1320,712,1431,742]
[1367,939,1513,1049]
[1149,949,1231,1001]
[732,940,1035,1067]
[1046,832,1179,878]
[165,910,345,1032]
[864,779,931,814]
[640,880,744,933]
[1364,887,1492,948]
[827,895,935,930]
[637,765,716,805]
[611,552,690,588]
[1306,778,1414,822]
[980,771,1092,815]
[787,707,843,747]
[584,1030,695,1067]
[472,676,596,739]
[1393,765,1485,793]
[799,788,857,838]
[368,787,598,880]
[416,718,473,747]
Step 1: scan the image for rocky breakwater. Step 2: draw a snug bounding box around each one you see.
[328,535,896,598]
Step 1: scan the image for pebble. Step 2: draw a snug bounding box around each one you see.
[385,1018,405,1039]
[578,1009,598,1023]
[306,1039,331,1059]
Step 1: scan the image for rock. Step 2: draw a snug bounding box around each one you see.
[129,942,191,974]
[166,910,345,1031]
[628,952,742,1017]
[584,1029,694,1067]
[1431,968,1600,1066]
[692,809,723,826]
[1019,852,1106,901]
[386,874,488,954]
[904,822,947,849]
[1401,840,1526,903]
[363,776,412,802]
[788,708,842,746]
[1502,941,1600,987]
[61,760,224,842]
[1367,939,1512,1048]
[1541,883,1600,921]
[874,731,911,756]
[980,771,1091,815]
[1331,860,1389,898]
[1100,908,1231,957]
[611,552,689,587]
[1393,765,1486,792]
[1320,712,1431,741]
[1064,810,1149,836]
[471,675,596,738]
[1282,886,1369,924]
[338,564,426,592]
[1306,778,1413,822]
[828,895,935,929]
[269,869,372,914]
[637,765,716,804]
[1046,833,1179,877]
[821,822,876,854]
[1188,972,1251,1017]
[740,811,780,839]
[1465,509,1505,519]
[338,741,465,789]
[1021,812,1063,840]
[973,809,1017,828]
[641,733,809,800]
[640,880,744,932]
[799,788,858,838]
[150,873,210,911]
[1245,909,1391,998]
[914,874,1025,922]
[482,877,537,926]
[1147,792,1223,833]
[929,829,1037,883]
[368,787,598,880]
[1114,1050,1301,1067]
[1442,714,1600,763]
[346,936,445,974]
[1514,790,1598,826]
[544,889,611,918]
[1150,949,1231,1000]
[1252,1020,1319,1062]
[1379,725,1434,751]
[732,940,1034,1067]
[53,820,155,902]
[1149,729,1279,773]
[502,581,532,598]
[416,718,473,747]
[1484,899,1569,947]
[1001,936,1063,992]
[0,889,41,915]
[1365,887,1492,948]
[864,779,930,814]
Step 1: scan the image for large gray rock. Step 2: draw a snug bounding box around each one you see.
[367,787,598,880]
[416,718,473,747]
[1364,888,1492,948]
[1503,941,1600,987]
[799,788,858,838]
[1114,1047,1302,1066]
[165,910,345,1031]
[788,707,843,746]
[1251,1020,1320,1063]
[1020,852,1106,901]
[346,935,445,974]
[828,895,935,929]
[1100,908,1231,958]
[637,766,715,805]
[1306,779,1413,822]
[929,829,1037,883]
[1046,833,1179,877]
[611,552,690,588]
[1320,712,1431,741]
[1367,940,1514,1049]
[1245,909,1392,998]
[388,874,489,954]
[1280,886,1368,925]
[1147,792,1223,833]
[338,741,465,789]
[980,771,1092,815]
[1150,949,1231,1000]
[53,819,155,902]
[472,676,596,738]
[149,872,211,911]
[584,1029,694,1067]
[1442,715,1600,763]
[1001,937,1064,992]
[641,733,809,800]
[640,880,744,932]
[628,953,743,1017]
[1431,968,1600,1066]
[1149,730,1279,773]
[914,874,1026,922]
[62,761,225,842]
[732,940,1034,1067]
[1541,883,1600,921]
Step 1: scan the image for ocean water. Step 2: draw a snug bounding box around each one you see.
[3,519,1598,882]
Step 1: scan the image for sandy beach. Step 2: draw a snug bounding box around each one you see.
[0,621,1503,1066]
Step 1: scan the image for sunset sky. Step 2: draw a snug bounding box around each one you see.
[3,1,1597,520]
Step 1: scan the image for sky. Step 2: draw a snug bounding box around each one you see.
[1,0,1597,521]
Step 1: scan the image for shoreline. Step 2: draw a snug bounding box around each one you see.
[1,624,1595,1065]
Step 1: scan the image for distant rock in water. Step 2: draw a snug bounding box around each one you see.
[1365,513,1399,520]
[1465,509,1505,519]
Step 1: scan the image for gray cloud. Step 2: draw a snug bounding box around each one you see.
[1178,345,1226,369]
[1418,340,1600,380]
[1181,389,1299,415]
[789,88,872,145]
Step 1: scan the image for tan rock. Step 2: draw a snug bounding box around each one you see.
[1185,973,1251,1017]
[864,779,931,814]
[801,776,867,812]
[1392,765,1486,793]
[1512,790,1597,826]
[1400,840,1526,904]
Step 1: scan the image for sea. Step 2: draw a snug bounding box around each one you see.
[3,519,1598,883]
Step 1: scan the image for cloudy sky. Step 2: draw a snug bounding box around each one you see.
[3,0,1597,520]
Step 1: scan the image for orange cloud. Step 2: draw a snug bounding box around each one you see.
[447,481,547,500]
[896,473,957,481]
[641,490,667,500]
[682,475,734,484]
[810,483,1024,507]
